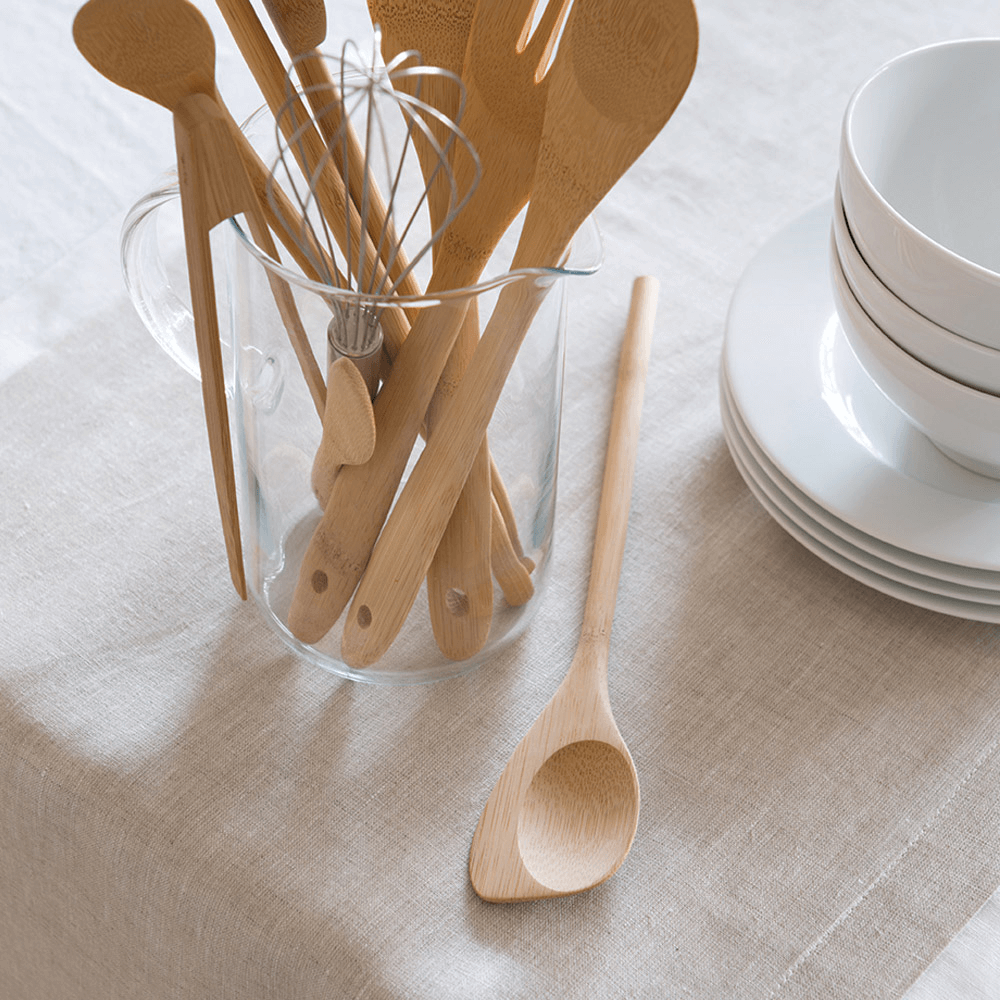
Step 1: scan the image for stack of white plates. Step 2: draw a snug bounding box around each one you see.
[721,200,1000,621]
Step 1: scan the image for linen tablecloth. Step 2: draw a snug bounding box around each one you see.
[3,1,1000,997]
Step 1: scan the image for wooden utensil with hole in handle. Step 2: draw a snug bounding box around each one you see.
[285,0,579,647]
[337,0,698,666]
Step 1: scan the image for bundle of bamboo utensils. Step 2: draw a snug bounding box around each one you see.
[73,0,698,669]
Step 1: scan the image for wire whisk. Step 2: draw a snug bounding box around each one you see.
[266,31,481,392]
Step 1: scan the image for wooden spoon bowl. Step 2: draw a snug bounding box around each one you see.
[73,0,215,109]
[517,740,640,895]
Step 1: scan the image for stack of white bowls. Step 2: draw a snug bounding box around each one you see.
[721,37,1000,620]
[832,38,1000,479]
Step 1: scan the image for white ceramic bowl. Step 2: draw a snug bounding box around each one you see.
[830,238,1000,480]
[831,182,1000,395]
[839,38,1000,347]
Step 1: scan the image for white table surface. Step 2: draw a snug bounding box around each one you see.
[4,1,1000,997]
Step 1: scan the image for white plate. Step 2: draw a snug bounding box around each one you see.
[721,370,1000,592]
[720,388,1000,622]
[722,199,1000,572]
[721,376,1000,609]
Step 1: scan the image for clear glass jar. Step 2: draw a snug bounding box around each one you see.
[121,109,601,683]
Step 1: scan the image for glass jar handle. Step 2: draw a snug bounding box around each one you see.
[120,172,202,380]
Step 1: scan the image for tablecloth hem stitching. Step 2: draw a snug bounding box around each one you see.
[765,729,1000,998]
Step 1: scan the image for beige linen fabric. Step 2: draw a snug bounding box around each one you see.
[4,1,1000,998]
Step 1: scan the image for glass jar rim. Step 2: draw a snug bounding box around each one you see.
[227,210,603,307]
[229,101,603,306]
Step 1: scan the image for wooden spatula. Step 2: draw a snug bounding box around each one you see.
[338,0,698,665]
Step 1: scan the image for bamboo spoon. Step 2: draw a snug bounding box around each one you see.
[339,0,697,666]
[369,0,534,583]
[262,0,493,637]
[214,0,434,518]
[469,275,658,902]
[286,0,577,646]
[369,0,494,659]
[74,0,334,417]
[72,0,280,600]
[259,0,388,516]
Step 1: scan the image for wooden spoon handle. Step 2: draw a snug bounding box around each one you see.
[426,302,494,658]
[173,94,252,599]
[285,283,474,644]
[427,440,494,654]
[339,272,547,666]
[489,491,535,605]
[579,276,659,643]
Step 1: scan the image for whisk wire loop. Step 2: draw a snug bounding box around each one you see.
[266,30,480,314]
